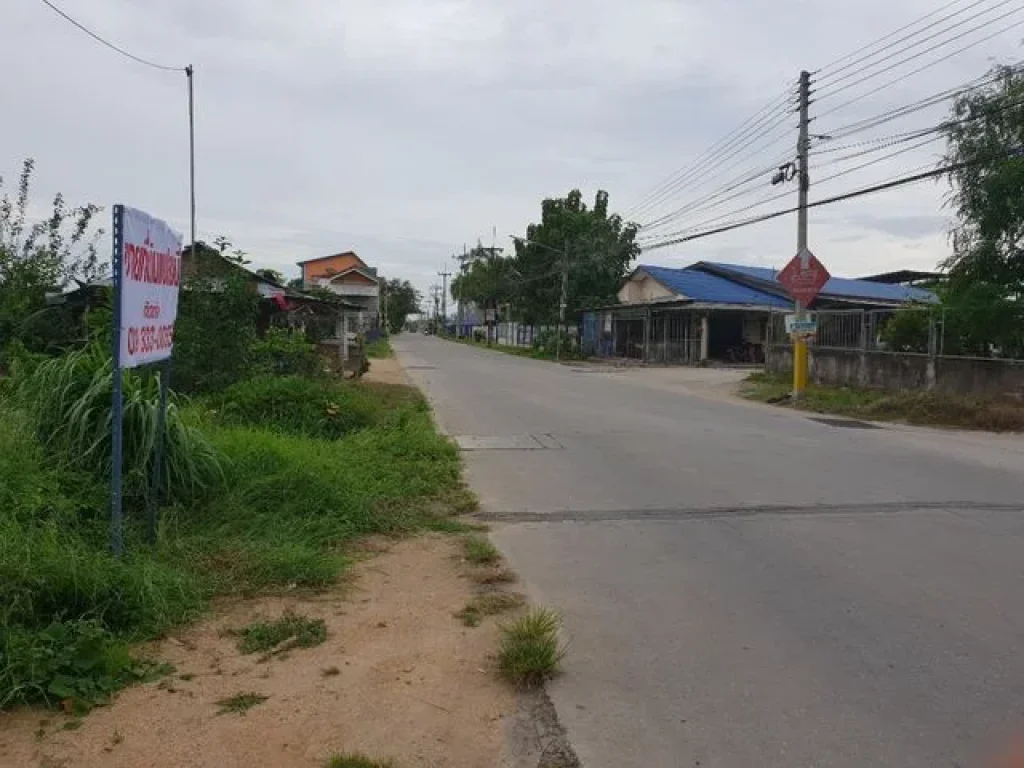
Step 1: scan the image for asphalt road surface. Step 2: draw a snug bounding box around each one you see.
[396,335,1024,768]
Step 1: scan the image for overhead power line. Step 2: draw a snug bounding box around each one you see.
[817,0,1017,90]
[640,150,1021,252]
[623,84,797,220]
[816,12,1024,121]
[815,0,977,75]
[37,0,182,72]
[818,62,1024,141]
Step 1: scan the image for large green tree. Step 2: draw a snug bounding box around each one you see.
[512,190,639,324]
[943,65,1024,357]
[383,278,421,333]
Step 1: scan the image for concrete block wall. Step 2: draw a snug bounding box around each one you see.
[766,346,1024,398]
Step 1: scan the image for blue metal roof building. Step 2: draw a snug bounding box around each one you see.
[631,262,938,308]
[582,260,938,364]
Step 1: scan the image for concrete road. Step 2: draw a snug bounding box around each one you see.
[395,335,1024,768]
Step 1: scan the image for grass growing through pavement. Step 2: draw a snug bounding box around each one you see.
[325,754,396,768]
[462,535,501,565]
[498,608,565,687]
[741,371,1024,431]
[233,611,327,654]
[215,692,269,715]
[455,592,526,627]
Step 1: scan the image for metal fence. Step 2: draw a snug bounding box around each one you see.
[767,306,1024,362]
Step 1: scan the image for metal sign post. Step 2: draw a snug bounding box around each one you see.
[110,205,126,556]
[109,205,183,555]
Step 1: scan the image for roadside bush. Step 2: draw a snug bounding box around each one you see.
[0,406,204,710]
[532,329,585,360]
[213,375,383,439]
[250,327,324,377]
[16,343,222,505]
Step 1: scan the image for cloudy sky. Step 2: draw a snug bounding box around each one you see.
[2,0,1022,300]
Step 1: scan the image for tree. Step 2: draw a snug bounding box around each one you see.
[450,243,519,320]
[943,65,1024,357]
[0,159,104,355]
[254,268,286,285]
[383,278,420,333]
[512,190,639,324]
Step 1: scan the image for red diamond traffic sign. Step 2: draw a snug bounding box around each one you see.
[778,248,830,305]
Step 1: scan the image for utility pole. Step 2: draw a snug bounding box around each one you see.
[430,284,440,332]
[556,237,569,362]
[793,70,812,399]
[438,267,451,336]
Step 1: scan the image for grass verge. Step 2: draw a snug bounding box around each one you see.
[1,374,462,712]
[498,609,565,687]
[365,337,393,359]
[740,371,1024,431]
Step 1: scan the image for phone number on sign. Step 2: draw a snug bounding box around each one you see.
[126,324,174,357]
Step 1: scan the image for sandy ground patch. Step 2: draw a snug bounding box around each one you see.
[0,536,515,768]
[364,357,408,386]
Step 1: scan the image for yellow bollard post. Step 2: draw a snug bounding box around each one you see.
[793,337,808,398]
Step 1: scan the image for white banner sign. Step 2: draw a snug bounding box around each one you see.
[118,206,183,368]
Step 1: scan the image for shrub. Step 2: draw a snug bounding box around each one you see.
[532,329,584,359]
[173,271,259,394]
[214,375,382,439]
[250,328,324,377]
[0,619,157,711]
[15,344,222,505]
[498,608,565,686]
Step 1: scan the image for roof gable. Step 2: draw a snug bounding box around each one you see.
[298,251,366,269]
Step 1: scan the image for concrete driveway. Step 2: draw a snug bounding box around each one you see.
[396,335,1024,768]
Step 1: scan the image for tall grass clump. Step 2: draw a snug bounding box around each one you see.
[16,343,222,503]
[0,405,204,710]
[212,375,382,439]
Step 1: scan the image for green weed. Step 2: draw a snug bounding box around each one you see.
[233,611,327,655]
[321,666,340,677]
[212,375,383,440]
[455,592,525,627]
[215,692,268,715]
[462,535,500,565]
[498,609,565,687]
[325,754,396,768]
[364,337,394,359]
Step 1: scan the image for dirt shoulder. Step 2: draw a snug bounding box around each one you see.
[0,536,515,768]
[363,355,409,386]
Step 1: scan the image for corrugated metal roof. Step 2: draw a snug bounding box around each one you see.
[639,265,792,308]
[702,262,938,304]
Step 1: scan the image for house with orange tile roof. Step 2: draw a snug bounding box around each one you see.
[298,251,380,329]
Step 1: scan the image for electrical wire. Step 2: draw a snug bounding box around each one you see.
[37,0,182,72]
[626,100,796,223]
[623,85,797,220]
[640,150,1022,252]
[817,0,1016,90]
[819,63,1024,141]
[813,134,944,186]
[815,0,975,75]
[815,13,1024,121]
[638,148,796,233]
